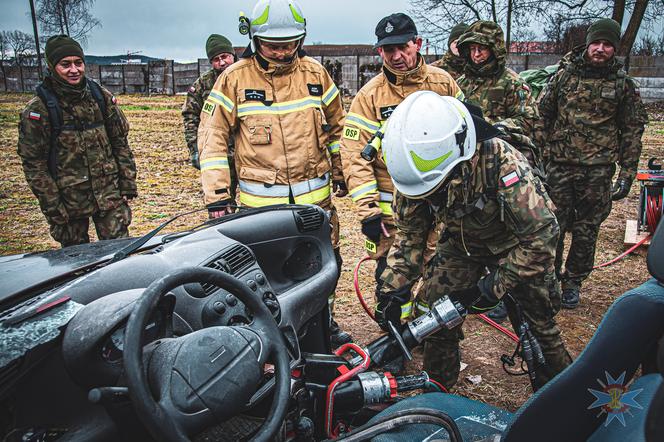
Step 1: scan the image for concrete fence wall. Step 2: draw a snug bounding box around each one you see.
[1,53,663,101]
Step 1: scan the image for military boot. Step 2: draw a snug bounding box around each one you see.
[487,300,508,322]
[561,288,580,309]
[330,319,352,348]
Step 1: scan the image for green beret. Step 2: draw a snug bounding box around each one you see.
[448,23,469,49]
[206,34,234,61]
[586,18,621,48]
[45,35,84,67]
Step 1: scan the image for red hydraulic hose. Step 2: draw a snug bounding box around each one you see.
[325,343,370,438]
[593,193,661,269]
[477,314,519,343]
[354,255,376,321]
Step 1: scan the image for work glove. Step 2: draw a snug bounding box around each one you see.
[611,177,632,201]
[190,151,200,170]
[375,295,403,332]
[333,180,348,197]
[449,273,500,315]
[361,215,383,243]
[207,199,233,219]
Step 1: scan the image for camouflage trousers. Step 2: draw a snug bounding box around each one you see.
[418,240,571,389]
[49,202,132,248]
[547,163,614,291]
[372,220,441,302]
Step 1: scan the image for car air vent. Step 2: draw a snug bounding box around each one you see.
[295,207,324,232]
[201,245,255,296]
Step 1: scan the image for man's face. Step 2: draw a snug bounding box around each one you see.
[211,52,234,72]
[257,39,300,62]
[450,39,460,56]
[54,56,85,85]
[377,37,422,71]
[586,40,615,65]
[468,43,491,65]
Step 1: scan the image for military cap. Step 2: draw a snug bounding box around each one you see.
[586,18,621,48]
[45,35,84,67]
[206,34,234,61]
[448,23,469,49]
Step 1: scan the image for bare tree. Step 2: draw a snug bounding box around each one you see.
[37,0,101,45]
[0,31,10,90]
[410,0,664,56]
[5,30,36,90]
[408,0,561,53]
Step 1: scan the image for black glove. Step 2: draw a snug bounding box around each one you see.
[190,151,200,170]
[375,295,403,331]
[611,177,631,201]
[361,215,383,243]
[450,273,500,315]
[333,180,348,197]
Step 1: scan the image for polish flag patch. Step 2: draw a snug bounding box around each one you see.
[189,86,196,93]
[501,171,520,187]
[28,112,41,120]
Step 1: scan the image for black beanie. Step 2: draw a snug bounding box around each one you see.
[448,23,469,49]
[206,34,234,60]
[586,18,621,48]
[45,35,84,67]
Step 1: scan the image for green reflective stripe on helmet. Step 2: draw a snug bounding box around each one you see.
[410,149,452,172]
[252,5,270,25]
[289,4,305,23]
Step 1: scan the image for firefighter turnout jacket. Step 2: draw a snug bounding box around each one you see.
[341,56,464,222]
[198,50,345,208]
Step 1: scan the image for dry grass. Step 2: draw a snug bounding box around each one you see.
[0,92,661,412]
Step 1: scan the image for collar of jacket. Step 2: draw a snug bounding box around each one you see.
[45,73,88,102]
[574,48,622,79]
[382,54,427,86]
[464,54,503,78]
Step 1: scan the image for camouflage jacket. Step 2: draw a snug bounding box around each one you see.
[380,138,559,299]
[538,46,648,181]
[457,21,539,141]
[17,75,136,224]
[182,68,221,156]
[430,51,466,80]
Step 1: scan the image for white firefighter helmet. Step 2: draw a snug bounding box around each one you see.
[249,0,306,43]
[382,91,477,198]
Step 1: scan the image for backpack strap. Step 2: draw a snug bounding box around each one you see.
[35,79,109,180]
[615,68,626,104]
[35,83,63,180]
[481,139,499,199]
[87,78,108,118]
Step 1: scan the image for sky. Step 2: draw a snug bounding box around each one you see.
[2,0,411,61]
[2,0,662,62]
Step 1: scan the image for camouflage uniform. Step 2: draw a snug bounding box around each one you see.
[380,138,571,389]
[457,21,540,167]
[182,68,237,201]
[17,75,137,248]
[430,52,466,80]
[539,45,648,291]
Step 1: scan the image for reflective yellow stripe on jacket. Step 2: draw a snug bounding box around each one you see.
[345,112,380,133]
[350,180,378,202]
[200,156,229,171]
[239,173,331,207]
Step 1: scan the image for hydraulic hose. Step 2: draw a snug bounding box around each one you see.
[593,192,661,269]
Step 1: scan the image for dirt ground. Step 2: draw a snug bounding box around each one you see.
[0,93,662,412]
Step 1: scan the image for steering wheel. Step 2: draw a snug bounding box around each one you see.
[123,267,291,442]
